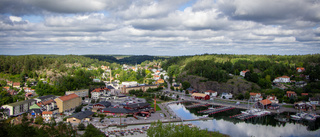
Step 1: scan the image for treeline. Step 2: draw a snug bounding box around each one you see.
[84,55,169,65]
[0,55,119,75]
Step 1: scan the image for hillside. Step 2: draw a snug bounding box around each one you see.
[164,54,320,95]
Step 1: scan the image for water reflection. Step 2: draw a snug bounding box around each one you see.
[168,103,320,137]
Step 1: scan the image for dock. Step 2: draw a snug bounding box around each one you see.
[185,103,210,109]
[198,106,235,114]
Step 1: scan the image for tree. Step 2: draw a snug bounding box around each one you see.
[185,90,189,95]
[83,124,105,137]
[35,116,44,125]
[147,121,214,137]
[78,123,86,131]
[182,81,191,90]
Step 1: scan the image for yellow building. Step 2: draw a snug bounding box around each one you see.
[54,93,81,113]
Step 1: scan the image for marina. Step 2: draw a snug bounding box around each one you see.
[168,102,320,137]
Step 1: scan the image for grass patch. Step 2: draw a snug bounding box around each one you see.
[150,103,162,111]
[282,105,293,108]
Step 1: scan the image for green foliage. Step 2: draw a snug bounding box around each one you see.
[34,116,44,125]
[182,81,191,90]
[0,120,76,137]
[82,124,105,137]
[78,123,86,131]
[147,121,218,137]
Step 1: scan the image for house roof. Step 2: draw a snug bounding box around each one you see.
[102,108,136,113]
[186,87,195,91]
[191,93,208,97]
[205,90,216,93]
[250,93,261,96]
[301,93,308,96]
[13,82,20,87]
[276,76,290,79]
[94,101,111,107]
[126,103,150,109]
[42,111,53,115]
[2,99,36,107]
[57,93,79,102]
[259,99,272,106]
[69,110,94,120]
[286,91,296,94]
[106,86,115,89]
[38,95,56,101]
[309,97,320,101]
[91,87,110,93]
[28,108,42,114]
[37,99,54,106]
[296,67,305,70]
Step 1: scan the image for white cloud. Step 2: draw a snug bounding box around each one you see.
[9,16,22,22]
[0,0,319,55]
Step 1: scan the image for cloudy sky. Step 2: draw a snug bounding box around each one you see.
[1,0,320,55]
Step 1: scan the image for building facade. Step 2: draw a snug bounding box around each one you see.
[1,99,36,116]
[54,93,81,113]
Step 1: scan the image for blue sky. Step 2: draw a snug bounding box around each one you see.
[0,0,319,55]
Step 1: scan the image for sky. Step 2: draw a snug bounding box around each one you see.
[0,0,320,56]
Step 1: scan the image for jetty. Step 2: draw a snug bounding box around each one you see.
[185,103,210,109]
[198,106,235,114]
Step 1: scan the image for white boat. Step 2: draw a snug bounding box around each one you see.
[291,112,307,120]
[199,115,208,118]
[304,113,320,121]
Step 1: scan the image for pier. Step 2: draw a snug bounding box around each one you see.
[185,103,210,109]
[197,106,235,114]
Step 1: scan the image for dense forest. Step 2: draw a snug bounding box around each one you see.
[83,55,170,65]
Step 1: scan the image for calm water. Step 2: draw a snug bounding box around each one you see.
[169,103,320,137]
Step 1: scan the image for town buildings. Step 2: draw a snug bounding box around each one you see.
[66,110,94,124]
[121,85,158,94]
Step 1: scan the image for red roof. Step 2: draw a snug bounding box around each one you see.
[250,93,261,96]
[296,67,305,71]
[91,87,110,92]
[205,90,216,93]
[58,93,79,101]
[13,82,20,87]
[260,99,272,106]
[42,111,53,115]
[286,91,296,94]
[301,93,308,96]
[37,99,54,106]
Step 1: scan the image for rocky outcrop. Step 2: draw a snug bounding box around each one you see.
[178,75,260,95]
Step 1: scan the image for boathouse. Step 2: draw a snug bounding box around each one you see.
[191,93,210,100]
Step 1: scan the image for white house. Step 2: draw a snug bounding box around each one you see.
[42,111,53,121]
[273,76,290,83]
[267,96,279,104]
[91,87,110,100]
[221,93,233,99]
[249,93,263,102]
[205,90,218,97]
[240,70,249,77]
